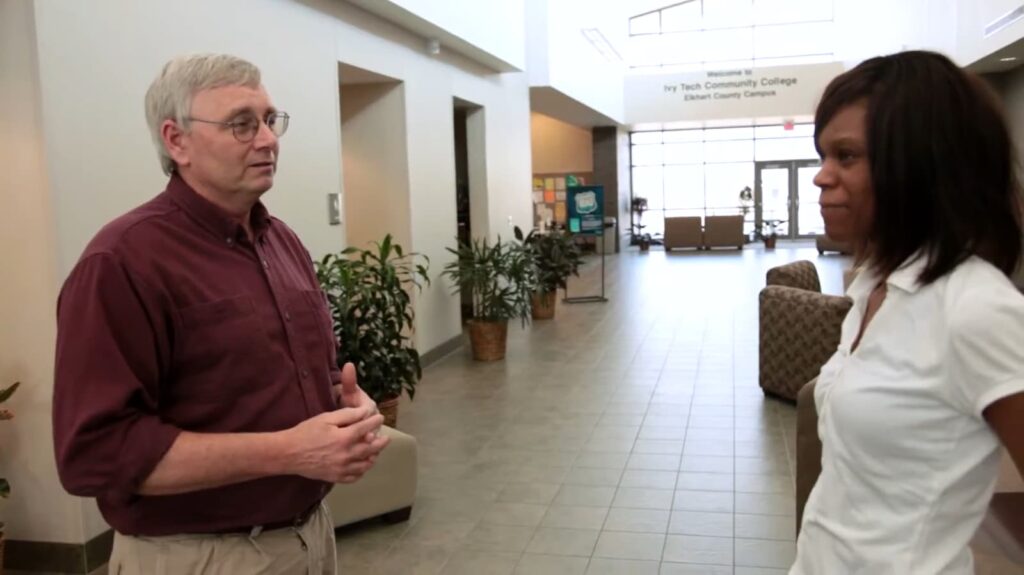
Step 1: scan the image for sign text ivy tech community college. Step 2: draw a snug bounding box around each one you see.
[625,62,844,123]
[666,69,800,102]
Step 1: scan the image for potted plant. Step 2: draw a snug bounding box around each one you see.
[631,196,651,251]
[315,236,429,428]
[514,226,584,320]
[762,219,785,250]
[0,381,20,568]
[442,236,536,361]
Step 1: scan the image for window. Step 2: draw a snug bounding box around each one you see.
[630,124,815,236]
[630,12,661,35]
[754,138,816,161]
[663,142,704,164]
[627,0,835,70]
[705,163,754,208]
[664,165,705,209]
[661,2,702,33]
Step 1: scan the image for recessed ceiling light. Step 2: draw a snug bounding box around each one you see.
[1000,56,1018,62]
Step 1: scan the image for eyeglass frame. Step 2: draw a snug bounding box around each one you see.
[186,111,290,143]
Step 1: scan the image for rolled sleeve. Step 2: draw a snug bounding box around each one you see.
[949,282,1024,418]
[53,253,180,499]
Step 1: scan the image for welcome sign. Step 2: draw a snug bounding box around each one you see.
[625,62,844,124]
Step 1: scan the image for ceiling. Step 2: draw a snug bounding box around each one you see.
[345,0,520,73]
[529,87,620,128]
[968,36,1024,74]
[338,63,399,86]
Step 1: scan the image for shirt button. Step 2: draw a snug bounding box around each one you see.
[226,237,234,245]
[262,260,269,269]
[301,369,309,378]
[284,312,292,321]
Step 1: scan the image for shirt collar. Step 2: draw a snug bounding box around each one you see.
[846,252,928,301]
[166,173,273,243]
[886,253,929,294]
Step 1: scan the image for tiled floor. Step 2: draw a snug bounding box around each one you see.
[335,242,850,575]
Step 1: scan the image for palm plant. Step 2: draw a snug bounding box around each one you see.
[315,236,429,423]
[442,236,535,326]
[442,236,536,360]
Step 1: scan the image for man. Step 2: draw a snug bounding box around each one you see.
[52,54,388,574]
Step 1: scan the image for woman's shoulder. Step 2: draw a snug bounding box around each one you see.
[942,256,1024,326]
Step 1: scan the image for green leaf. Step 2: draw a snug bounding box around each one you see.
[0,382,20,404]
[314,237,429,403]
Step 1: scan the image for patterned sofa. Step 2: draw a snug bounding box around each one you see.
[758,260,852,401]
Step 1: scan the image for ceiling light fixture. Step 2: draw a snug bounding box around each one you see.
[581,28,623,63]
[1000,56,1018,62]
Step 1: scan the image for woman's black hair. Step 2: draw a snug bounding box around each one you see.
[815,50,1022,284]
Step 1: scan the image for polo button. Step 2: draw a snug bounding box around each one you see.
[226,237,234,245]
[284,312,292,321]
[262,260,269,269]
[301,369,309,378]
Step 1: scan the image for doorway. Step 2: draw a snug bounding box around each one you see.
[754,160,822,239]
[338,63,410,251]
[453,97,487,322]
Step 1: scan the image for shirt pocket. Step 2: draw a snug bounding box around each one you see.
[174,294,272,402]
[289,289,338,368]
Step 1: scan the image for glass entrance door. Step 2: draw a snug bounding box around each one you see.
[755,160,821,239]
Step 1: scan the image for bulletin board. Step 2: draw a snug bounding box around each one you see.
[531,172,593,230]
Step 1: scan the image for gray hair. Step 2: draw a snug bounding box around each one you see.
[144,54,261,175]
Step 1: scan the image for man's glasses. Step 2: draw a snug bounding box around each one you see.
[187,112,290,143]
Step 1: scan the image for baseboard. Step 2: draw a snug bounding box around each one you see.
[420,333,464,368]
[6,528,112,573]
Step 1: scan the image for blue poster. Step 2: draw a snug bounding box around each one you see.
[567,185,604,236]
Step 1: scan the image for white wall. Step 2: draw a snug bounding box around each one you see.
[382,0,526,71]
[531,112,594,174]
[14,0,533,545]
[625,63,844,124]
[0,0,87,545]
[33,0,343,274]
[529,0,626,124]
[314,2,534,342]
[833,0,912,64]
[525,0,550,86]
[904,0,959,58]
[340,82,412,252]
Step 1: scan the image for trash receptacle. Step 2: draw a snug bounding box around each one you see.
[602,217,617,254]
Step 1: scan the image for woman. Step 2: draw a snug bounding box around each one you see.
[792,51,1024,573]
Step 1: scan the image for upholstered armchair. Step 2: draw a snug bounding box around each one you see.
[758,260,852,401]
[324,426,418,528]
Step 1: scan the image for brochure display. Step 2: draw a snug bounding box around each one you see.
[565,185,608,304]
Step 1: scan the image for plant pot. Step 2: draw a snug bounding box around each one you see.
[531,291,557,320]
[639,241,651,252]
[468,319,508,361]
[378,396,399,428]
[764,235,777,249]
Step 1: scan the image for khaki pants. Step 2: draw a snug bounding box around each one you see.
[108,503,336,575]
